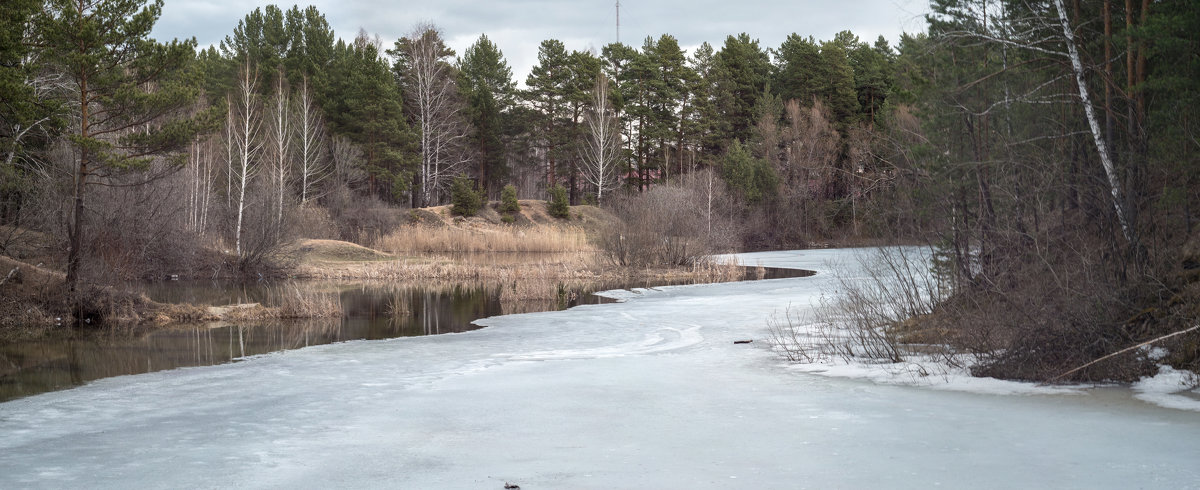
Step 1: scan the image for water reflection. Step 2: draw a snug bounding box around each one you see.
[0,267,810,402]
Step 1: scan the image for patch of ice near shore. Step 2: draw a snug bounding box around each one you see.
[1133,365,1200,411]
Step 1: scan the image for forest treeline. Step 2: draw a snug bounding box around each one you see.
[2,0,1198,380]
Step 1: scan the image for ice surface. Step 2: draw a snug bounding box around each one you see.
[1,249,1198,489]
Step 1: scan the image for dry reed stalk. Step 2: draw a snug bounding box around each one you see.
[275,286,343,318]
[373,225,593,254]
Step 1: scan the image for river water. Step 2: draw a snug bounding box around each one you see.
[0,266,807,402]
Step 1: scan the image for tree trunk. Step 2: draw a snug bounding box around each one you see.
[1053,0,1134,244]
[66,72,89,291]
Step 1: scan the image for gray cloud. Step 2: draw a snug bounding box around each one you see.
[152,0,929,85]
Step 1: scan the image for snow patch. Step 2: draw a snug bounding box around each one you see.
[782,355,1082,396]
[1132,365,1200,411]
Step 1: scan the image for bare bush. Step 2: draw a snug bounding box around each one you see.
[768,247,950,365]
[599,176,741,268]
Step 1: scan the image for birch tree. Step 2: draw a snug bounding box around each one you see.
[933,0,1136,245]
[391,24,471,208]
[1051,0,1132,244]
[295,75,327,205]
[230,61,263,257]
[185,134,217,234]
[579,74,622,204]
[266,67,291,228]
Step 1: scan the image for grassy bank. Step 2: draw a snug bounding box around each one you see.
[2,200,749,340]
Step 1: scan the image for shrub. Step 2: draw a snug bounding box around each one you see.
[499,184,521,216]
[597,175,742,267]
[450,175,484,217]
[547,185,569,219]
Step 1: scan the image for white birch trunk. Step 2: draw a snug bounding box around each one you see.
[270,71,290,229]
[232,62,262,257]
[1053,0,1132,242]
[296,76,327,205]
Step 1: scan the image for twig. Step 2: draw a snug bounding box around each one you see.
[1042,324,1200,385]
[0,267,18,287]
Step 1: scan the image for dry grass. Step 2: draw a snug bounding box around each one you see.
[191,285,343,322]
[1,255,67,339]
[294,252,603,281]
[273,285,343,319]
[289,239,395,263]
[374,225,592,254]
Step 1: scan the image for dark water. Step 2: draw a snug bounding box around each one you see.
[0,267,810,402]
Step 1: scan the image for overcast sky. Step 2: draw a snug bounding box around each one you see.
[151,0,930,85]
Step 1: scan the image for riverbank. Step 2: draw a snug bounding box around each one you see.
[0,200,746,340]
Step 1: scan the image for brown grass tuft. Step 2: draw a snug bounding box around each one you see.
[374,225,592,254]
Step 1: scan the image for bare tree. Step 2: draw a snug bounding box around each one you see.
[230,61,263,257]
[295,76,328,205]
[266,67,291,229]
[578,74,622,204]
[393,23,472,207]
[185,134,217,234]
[329,136,364,185]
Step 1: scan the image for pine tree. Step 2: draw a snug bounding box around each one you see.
[458,34,516,197]
[325,36,414,202]
[714,34,772,145]
[1,0,60,226]
[36,0,203,291]
[773,34,822,106]
[524,40,572,190]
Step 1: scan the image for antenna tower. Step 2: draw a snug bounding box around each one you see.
[616,1,621,44]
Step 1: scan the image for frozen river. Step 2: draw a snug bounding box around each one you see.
[1,249,1197,488]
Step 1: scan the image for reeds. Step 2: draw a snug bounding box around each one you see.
[293,251,604,282]
[273,285,343,319]
[373,225,592,254]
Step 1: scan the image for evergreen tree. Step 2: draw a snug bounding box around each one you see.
[325,36,415,202]
[458,34,515,197]
[524,40,572,189]
[645,34,691,181]
[565,49,602,203]
[686,42,728,163]
[1,0,60,225]
[721,139,777,204]
[714,33,772,145]
[773,34,822,105]
[848,34,893,127]
[282,6,335,97]
[547,184,569,219]
[36,0,204,290]
[449,174,483,217]
[816,39,859,131]
[499,183,520,222]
